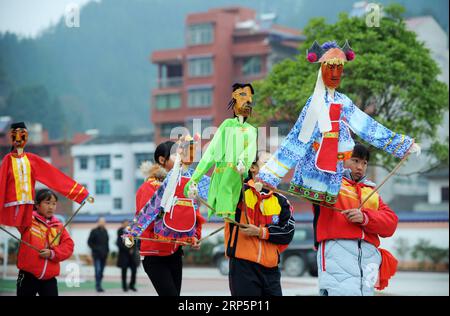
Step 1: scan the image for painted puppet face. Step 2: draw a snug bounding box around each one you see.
[178,134,199,166]
[321,61,344,89]
[232,86,254,117]
[10,128,28,150]
[180,142,195,165]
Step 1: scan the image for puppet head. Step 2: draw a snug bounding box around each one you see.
[306,40,355,89]
[227,83,255,118]
[177,133,200,166]
[10,122,28,153]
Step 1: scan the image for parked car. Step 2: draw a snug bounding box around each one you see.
[212,224,318,277]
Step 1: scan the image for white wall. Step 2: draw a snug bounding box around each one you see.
[428,179,448,204]
[71,141,154,215]
[379,224,449,260]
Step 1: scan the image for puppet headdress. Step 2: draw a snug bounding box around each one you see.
[306,40,355,64]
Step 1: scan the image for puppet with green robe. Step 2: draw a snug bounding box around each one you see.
[185,83,257,218]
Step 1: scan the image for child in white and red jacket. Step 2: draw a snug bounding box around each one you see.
[16,189,74,296]
[314,144,398,296]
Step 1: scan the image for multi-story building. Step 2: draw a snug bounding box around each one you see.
[151,7,304,144]
[71,134,154,215]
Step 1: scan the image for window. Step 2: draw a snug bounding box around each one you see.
[135,153,152,168]
[95,155,110,170]
[58,146,68,155]
[242,56,262,76]
[160,122,185,138]
[186,118,213,135]
[155,93,181,110]
[187,23,214,45]
[188,57,213,77]
[442,187,449,202]
[114,169,122,180]
[95,180,110,195]
[188,88,212,108]
[79,156,88,170]
[113,198,122,210]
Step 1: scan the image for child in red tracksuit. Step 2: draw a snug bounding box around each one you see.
[16,189,74,296]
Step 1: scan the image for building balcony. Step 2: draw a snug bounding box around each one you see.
[157,77,183,89]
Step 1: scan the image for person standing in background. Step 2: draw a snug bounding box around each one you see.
[88,217,109,292]
[116,220,139,292]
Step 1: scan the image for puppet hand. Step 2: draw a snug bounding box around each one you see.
[122,229,135,248]
[254,182,263,192]
[409,143,421,156]
[188,182,198,199]
[123,236,134,248]
[237,160,246,175]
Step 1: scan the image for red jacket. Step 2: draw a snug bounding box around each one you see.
[0,152,89,227]
[17,211,74,280]
[315,177,398,248]
[135,178,180,256]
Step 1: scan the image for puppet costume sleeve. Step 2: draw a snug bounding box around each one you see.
[258,97,313,189]
[129,171,170,237]
[0,155,10,222]
[197,174,211,201]
[345,99,414,158]
[27,153,89,204]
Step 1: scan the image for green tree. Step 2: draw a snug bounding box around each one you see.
[3,85,67,139]
[251,4,449,170]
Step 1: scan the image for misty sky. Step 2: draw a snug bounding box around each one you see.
[1,0,448,38]
[0,0,95,37]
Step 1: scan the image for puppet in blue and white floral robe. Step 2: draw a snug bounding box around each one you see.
[258,90,413,204]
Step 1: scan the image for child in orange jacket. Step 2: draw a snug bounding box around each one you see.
[16,189,74,296]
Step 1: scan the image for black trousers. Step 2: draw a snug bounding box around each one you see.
[16,270,58,296]
[121,265,137,290]
[142,248,183,296]
[229,257,282,296]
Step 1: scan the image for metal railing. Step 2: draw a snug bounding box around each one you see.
[157,77,183,89]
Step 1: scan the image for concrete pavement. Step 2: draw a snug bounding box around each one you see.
[1,263,448,296]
